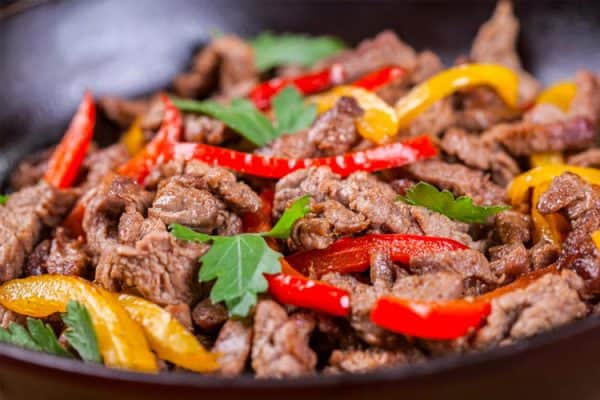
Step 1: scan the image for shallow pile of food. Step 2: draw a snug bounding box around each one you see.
[1,0,599,377]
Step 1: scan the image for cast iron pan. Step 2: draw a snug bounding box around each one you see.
[1,1,600,399]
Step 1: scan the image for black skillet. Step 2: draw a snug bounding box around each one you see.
[1,1,600,399]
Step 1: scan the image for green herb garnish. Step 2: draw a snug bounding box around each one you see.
[62,300,102,363]
[170,195,311,317]
[173,86,316,147]
[0,195,8,205]
[251,32,345,72]
[398,182,509,224]
[0,319,72,358]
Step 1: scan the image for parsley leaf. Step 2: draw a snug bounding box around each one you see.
[62,300,102,363]
[272,87,317,136]
[170,196,311,317]
[0,319,73,358]
[251,32,345,72]
[172,86,316,147]
[398,182,510,224]
[263,195,311,239]
[0,195,8,205]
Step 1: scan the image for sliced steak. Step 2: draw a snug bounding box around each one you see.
[44,228,89,277]
[529,238,560,270]
[95,232,208,305]
[493,210,531,245]
[489,242,530,282]
[0,224,25,282]
[569,70,600,126]
[183,115,228,145]
[403,160,507,206]
[537,172,600,222]
[192,298,229,332]
[251,301,317,378]
[214,319,253,376]
[568,148,600,168]
[82,144,130,189]
[453,87,520,131]
[470,0,540,104]
[9,147,53,191]
[474,270,586,348]
[326,349,410,374]
[0,304,25,329]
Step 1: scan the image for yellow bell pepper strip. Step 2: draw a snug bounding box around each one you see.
[529,152,564,168]
[117,294,219,373]
[394,64,519,129]
[507,165,600,207]
[592,230,600,250]
[120,117,145,156]
[311,85,399,144]
[0,276,157,373]
[536,81,577,112]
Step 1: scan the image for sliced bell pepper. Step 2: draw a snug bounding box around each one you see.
[174,135,436,179]
[311,85,399,144]
[117,294,218,373]
[507,165,600,207]
[248,64,345,110]
[0,276,157,372]
[370,296,491,340]
[242,189,275,234]
[352,66,407,91]
[118,94,183,184]
[394,64,519,129]
[62,201,86,238]
[536,81,577,112]
[285,234,467,278]
[529,152,564,169]
[120,117,146,156]
[44,92,96,189]
[592,230,600,250]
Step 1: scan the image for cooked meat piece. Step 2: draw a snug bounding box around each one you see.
[0,304,25,329]
[470,0,540,104]
[474,270,586,348]
[251,301,317,378]
[529,238,560,270]
[192,298,229,332]
[409,207,482,251]
[482,117,595,156]
[82,144,130,189]
[493,210,531,245]
[164,303,193,332]
[537,172,600,221]
[9,147,53,191]
[214,319,253,376]
[441,128,519,186]
[83,175,154,254]
[453,87,520,131]
[401,98,455,138]
[524,103,566,124]
[183,115,228,145]
[489,242,530,282]
[326,349,410,374]
[408,249,496,294]
[313,314,363,353]
[0,224,25,282]
[320,30,417,81]
[44,228,89,277]
[370,250,399,288]
[393,272,466,300]
[149,175,242,235]
[95,232,208,305]
[569,70,600,126]
[403,160,507,206]
[289,200,368,251]
[99,96,151,127]
[257,129,316,159]
[306,96,363,156]
[23,239,49,277]
[568,148,600,168]
[173,35,257,99]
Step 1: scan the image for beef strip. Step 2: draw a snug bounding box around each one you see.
[441,128,519,186]
[251,300,317,378]
[524,103,566,124]
[192,298,229,332]
[401,97,455,138]
[99,96,152,127]
[183,114,228,145]
[453,87,520,132]
[260,97,364,159]
[493,210,531,245]
[537,173,600,294]
[164,303,193,332]
[9,147,53,191]
[529,238,560,270]
[173,35,258,99]
[569,70,600,126]
[319,30,417,82]
[403,160,507,206]
[325,349,410,374]
[82,144,130,189]
[95,231,208,305]
[470,0,540,104]
[214,319,253,376]
[489,242,530,283]
[474,270,586,348]
[275,167,480,251]
[568,149,600,168]
[0,305,25,329]
[481,116,595,157]
[44,228,89,277]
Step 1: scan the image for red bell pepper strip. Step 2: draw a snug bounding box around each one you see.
[44,91,95,189]
[370,296,491,340]
[242,189,275,234]
[266,273,351,317]
[63,201,86,238]
[285,234,467,277]
[352,66,407,91]
[117,94,182,184]
[248,64,345,110]
[174,135,437,179]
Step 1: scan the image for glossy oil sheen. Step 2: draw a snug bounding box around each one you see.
[0,1,600,399]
